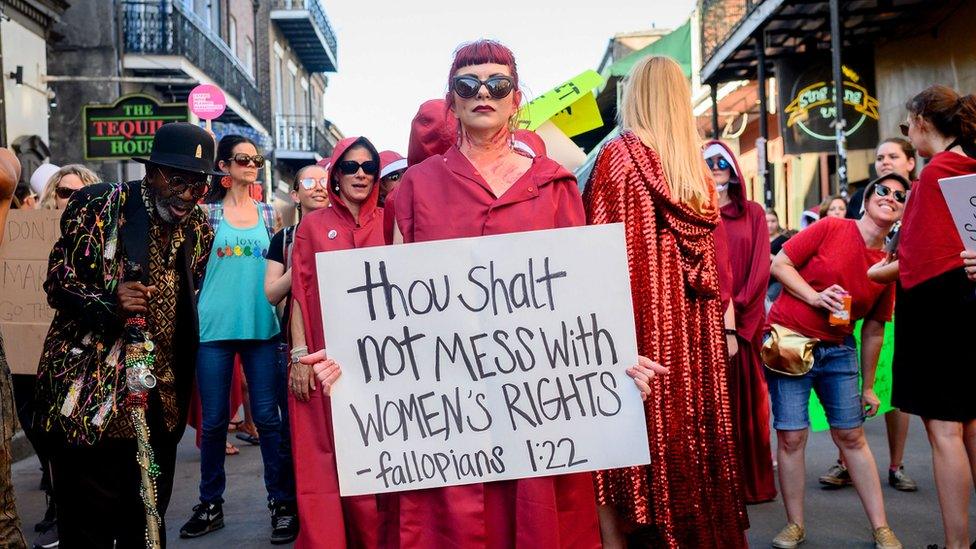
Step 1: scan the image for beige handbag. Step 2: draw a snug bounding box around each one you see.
[761,324,819,376]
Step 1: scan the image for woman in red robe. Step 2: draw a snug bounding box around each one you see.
[583,56,748,547]
[704,140,776,504]
[289,136,388,548]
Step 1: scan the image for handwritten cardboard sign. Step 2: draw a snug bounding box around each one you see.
[317,224,650,496]
[518,70,604,132]
[939,173,976,251]
[0,209,61,374]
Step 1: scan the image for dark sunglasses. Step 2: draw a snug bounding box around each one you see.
[382,171,403,182]
[336,160,378,176]
[158,168,209,198]
[299,177,328,190]
[706,157,731,170]
[231,153,266,168]
[899,123,910,137]
[451,75,515,100]
[55,186,77,200]
[874,184,907,203]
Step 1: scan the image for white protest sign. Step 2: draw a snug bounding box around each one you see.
[316,224,649,496]
[939,173,976,251]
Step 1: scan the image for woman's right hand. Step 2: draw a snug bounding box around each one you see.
[811,284,847,313]
[299,349,342,396]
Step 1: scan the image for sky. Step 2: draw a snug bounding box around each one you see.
[320,0,696,153]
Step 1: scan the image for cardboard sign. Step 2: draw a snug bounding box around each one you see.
[939,173,976,251]
[188,84,227,120]
[0,209,61,374]
[317,224,650,496]
[518,70,604,132]
[550,92,604,138]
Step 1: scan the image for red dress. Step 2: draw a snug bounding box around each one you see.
[389,145,602,549]
[583,132,748,547]
[290,137,389,548]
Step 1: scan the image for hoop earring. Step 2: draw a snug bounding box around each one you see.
[220,176,232,189]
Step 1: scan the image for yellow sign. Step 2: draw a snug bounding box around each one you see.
[518,70,604,131]
[550,92,604,138]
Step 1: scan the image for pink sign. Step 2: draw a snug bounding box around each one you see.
[188,84,226,120]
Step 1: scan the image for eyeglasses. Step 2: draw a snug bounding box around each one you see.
[451,75,515,100]
[299,177,328,190]
[874,184,907,204]
[55,186,77,200]
[706,157,731,170]
[382,171,403,182]
[158,168,209,198]
[231,153,266,168]
[336,160,378,176]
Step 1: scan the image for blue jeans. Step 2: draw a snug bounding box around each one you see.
[197,339,295,504]
[765,336,864,431]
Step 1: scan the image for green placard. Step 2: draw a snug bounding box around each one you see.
[83,94,188,161]
[808,319,895,432]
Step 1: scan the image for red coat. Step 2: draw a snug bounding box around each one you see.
[386,145,601,549]
[290,137,389,548]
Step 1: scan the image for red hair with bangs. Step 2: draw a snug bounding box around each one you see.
[445,40,519,104]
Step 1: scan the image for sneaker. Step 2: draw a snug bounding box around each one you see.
[819,461,853,487]
[179,502,224,538]
[772,523,806,549]
[32,524,58,549]
[270,500,299,545]
[34,495,56,533]
[888,466,918,492]
[874,526,903,549]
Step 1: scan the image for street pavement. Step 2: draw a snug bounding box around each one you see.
[11,413,975,548]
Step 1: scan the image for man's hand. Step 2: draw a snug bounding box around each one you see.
[116,281,156,316]
[862,387,881,418]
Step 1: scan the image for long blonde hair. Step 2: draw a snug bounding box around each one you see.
[620,56,713,212]
[39,164,100,209]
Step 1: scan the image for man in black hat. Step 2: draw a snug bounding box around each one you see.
[34,122,217,548]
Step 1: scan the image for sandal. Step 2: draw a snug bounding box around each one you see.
[225,442,239,455]
[235,432,259,445]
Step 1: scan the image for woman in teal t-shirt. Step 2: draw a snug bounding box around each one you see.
[179,135,296,544]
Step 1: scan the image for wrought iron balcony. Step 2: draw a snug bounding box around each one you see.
[121,0,262,116]
[270,0,338,73]
[275,114,327,157]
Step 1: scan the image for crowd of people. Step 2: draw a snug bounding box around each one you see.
[0,39,974,549]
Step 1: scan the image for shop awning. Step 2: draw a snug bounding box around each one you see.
[602,20,692,81]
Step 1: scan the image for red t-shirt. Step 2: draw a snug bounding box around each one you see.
[767,217,894,343]
[898,151,976,289]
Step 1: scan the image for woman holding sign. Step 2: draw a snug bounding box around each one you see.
[306,40,665,548]
[894,85,976,549]
[290,135,388,548]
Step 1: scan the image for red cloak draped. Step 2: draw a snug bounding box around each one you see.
[290,137,390,548]
[709,139,777,504]
[583,132,748,547]
[387,146,602,549]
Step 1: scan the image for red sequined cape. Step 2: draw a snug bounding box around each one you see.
[582,132,748,547]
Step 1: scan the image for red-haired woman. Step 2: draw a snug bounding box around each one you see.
[288,136,388,548]
[307,40,665,548]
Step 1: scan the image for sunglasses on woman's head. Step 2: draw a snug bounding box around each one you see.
[451,75,515,100]
[874,184,907,203]
[231,153,265,168]
[55,187,77,200]
[899,123,910,137]
[299,177,328,190]
[336,160,378,176]
[706,157,731,170]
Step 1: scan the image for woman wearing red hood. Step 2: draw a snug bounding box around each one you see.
[288,135,388,548]
[308,40,665,548]
[704,140,776,504]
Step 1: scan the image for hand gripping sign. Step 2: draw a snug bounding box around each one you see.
[316,224,650,496]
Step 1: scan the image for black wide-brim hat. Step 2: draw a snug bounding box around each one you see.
[132,122,225,176]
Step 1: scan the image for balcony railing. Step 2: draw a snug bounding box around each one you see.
[699,0,751,69]
[270,0,338,72]
[121,0,262,114]
[275,114,327,155]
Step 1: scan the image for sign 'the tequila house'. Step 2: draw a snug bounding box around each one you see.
[83,94,188,160]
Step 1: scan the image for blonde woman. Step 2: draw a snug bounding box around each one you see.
[582,55,747,548]
[38,164,100,209]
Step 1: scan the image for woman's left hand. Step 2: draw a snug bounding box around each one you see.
[627,355,669,401]
[861,387,881,417]
[962,250,976,282]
